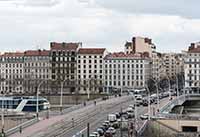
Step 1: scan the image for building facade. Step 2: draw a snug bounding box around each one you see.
[77,48,106,94]
[23,50,51,94]
[162,53,184,79]
[104,52,151,93]
[185,42,200,93]
[124,36,156,57]
[50,42,81,94]
[0,52,24,94]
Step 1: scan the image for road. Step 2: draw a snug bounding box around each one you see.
[11,95,132,137]
[10,94,171,137]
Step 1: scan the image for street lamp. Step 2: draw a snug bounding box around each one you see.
[149,78,159,112]
[36,79,47,118]
[145,84,151,120]
[175,75,179,98]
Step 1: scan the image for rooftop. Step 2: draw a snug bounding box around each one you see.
[24,50,50,56]
[104,52,150,59]
[78,48,106,54]
[0,52,24,57]
[188,42,200,53]
[50,42,81,51]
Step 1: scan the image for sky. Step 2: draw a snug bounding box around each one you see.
[0,0,200,53]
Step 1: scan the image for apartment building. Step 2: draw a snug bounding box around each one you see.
[50,42,81,94]
[0,52,24,94]
[23,50,51,94]
[151,51,166,80]
[77,48,106,94]
[185,42,200,93]
[124,36,156,57]
[162,53,184,79]
[104,52,151,93]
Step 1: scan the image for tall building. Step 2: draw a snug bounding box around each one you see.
[104,52,151,93]
[77,48,106,94]
[124,36,156,57]
[23,50,51,94]
[0,52,24,94]
[162,53,184,79]
[151,51,166,80]
[185,42,200,93]
[50,42,81,94]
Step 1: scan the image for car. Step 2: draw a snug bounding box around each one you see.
[107,127,116,134]
[98,126,107,132]
[110,121,120,129]
[115,112,121,119]
[92,132,100,137]
[102,123,110,130]
[128,105,135,109]
[96,128,104,136]
[89,134,97,137]
[140,114,149,120]
[104,131,113,137]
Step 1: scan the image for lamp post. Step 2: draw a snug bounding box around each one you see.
[175,75,179,98]
[149,78,159,112]
[145,84,151,120]
[36,80,47,118]
[60,79,69,113]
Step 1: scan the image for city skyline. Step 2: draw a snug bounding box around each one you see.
[0,0,200,53]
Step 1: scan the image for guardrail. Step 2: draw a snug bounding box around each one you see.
[138,120,148,137]
[5,117,39,136]
[157,94,200,120]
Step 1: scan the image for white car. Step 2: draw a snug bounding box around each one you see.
[92,132,100,137]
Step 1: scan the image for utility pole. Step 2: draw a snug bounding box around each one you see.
[87,123,90,137]
[120,106,123,137]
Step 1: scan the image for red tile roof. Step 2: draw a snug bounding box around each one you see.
[24,50,50,56]
[104,52,149,59]
[50,42,80,51]
[1,52,24,57]
[78,48,106,54]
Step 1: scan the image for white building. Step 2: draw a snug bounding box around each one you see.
[77,48,107,94]
[185,42,200,93]
[104,52,151,93]
[0,52,24,94]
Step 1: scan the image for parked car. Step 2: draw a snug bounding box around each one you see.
[104,131,113,137]
[96,128,104,136]
[92,132,100,137]
[140,114,149,120]
[107,127,116,134]
[89,134,97,137]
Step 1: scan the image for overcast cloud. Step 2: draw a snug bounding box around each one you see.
[0,0,199,53]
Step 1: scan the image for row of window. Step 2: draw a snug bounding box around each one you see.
[105,81,144,87]
[105,64,143,68]
[105,75,143,80]
[78,65,103,69]
[78,70,103,74]
[105,69,143,74]
[78,59,103,64]
[78,75,103,79]
[78,55,103,59]
[104,60,144,63]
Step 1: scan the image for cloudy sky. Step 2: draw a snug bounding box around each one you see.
[0,0,200,53]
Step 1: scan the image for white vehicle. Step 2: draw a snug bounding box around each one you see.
[108,114,117,122]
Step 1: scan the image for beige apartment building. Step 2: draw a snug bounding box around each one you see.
[124,36,156,57]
